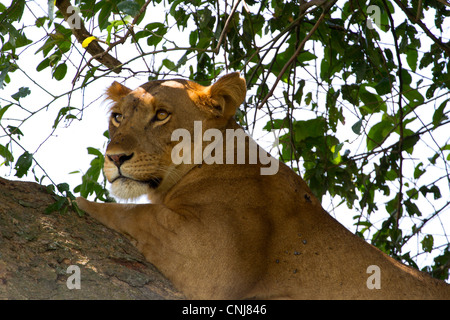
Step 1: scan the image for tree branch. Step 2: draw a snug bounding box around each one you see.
[55,0,122,74]
[0,177,183,299]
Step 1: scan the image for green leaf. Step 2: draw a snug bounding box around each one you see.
[405,199,421,217]
[406,47,418,72]
[145,22,165,31]
[330,143,343,164]
[367,120,394,151]
[11,87,31,101]
[432,99,449,128]
[71,201,85,217]
[98,2,113,30]
[1,0,25,21]
[402,84,424,106]
[117,1,141,16]
[402,61,414,82]
[53,63,67,81]
[162,59,176,71]
[401,133,419,154]
[14,151,33,178]
[35,37,56,56]
[189,30,198,47]
[385,170,397,181]
[6,125,23,139]
[304,92,312,105]
[359,86,386,115]
[144,23,167,46]
[359,89,378,107]
[169,0,184,17]
[421,235,434,253]
[75,147,106,199]
[406,188,419,200]
[57,183,70,193]
[106,17,132,44]
[87,147,103,157]
[429,185,441,199]
[1,23,32,51]
[351,119,363,135]
[53,106,76,129]
[374,77,391,95]
[263,118,289,131]
[45,196,67,214]
[36,58,50,72]
[293,117,326,142]
[354,220,372,228]
[419,185,442,199]
[0,104,12,120]
[0,63,12,89]
[427,247,450,280]
[82,66,99,86]
[0,144,14,165]
[297,51,317,65]
[414,162,424,179]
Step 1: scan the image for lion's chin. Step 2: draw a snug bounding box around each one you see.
[110,178,150,200]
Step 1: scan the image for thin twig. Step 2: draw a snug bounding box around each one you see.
[416,0,423,21]
[256,0,337,109]
[382,0,404,230]
[214,0,242,54]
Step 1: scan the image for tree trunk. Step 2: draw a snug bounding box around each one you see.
[0,177,184,299]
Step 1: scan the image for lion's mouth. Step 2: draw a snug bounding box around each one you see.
[112,176,162,189]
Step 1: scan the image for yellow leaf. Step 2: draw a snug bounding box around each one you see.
[82,36,97,48]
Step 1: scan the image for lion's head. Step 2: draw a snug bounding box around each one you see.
[103,73,246,201]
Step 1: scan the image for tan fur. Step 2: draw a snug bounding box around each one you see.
[77,73,450,299]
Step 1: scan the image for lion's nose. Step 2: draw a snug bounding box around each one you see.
[107,153,134,168]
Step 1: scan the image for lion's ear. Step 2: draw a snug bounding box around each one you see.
[207,73,246,118]
[106,81,132,102]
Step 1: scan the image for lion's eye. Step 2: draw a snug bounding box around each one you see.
[111,113,123,126]
[155,110,170,121]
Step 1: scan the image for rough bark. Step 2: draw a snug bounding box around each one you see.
[0,177,184,300]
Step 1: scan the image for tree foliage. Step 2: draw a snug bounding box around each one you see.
[1,0,449,280]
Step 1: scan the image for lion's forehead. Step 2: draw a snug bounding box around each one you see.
[128,87,156,103]
[122,81,193,109]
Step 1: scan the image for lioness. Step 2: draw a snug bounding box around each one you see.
[77,73,450,299]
